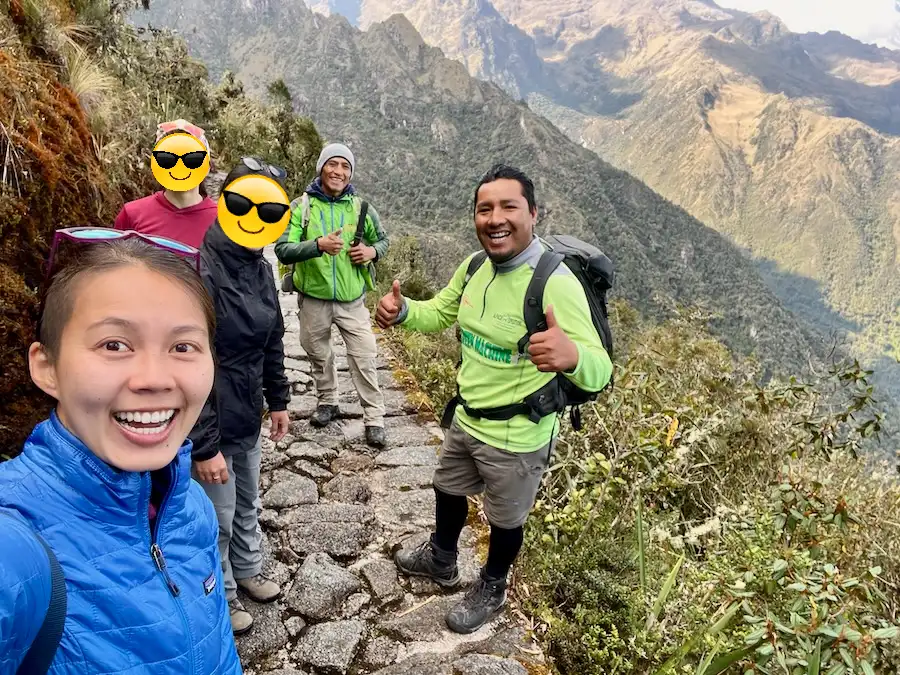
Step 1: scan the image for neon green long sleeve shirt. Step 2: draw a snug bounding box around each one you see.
[396,238,613,453]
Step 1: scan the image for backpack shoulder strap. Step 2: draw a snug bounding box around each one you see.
[517,250,565,355]
[2,514,67,675]
[289,193,312,241]
[463,251,487,287]
[353,199,369,245]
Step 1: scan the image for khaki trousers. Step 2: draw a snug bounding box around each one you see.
[298,294,385,427]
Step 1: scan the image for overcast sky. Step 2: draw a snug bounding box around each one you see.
[717,0,898,48]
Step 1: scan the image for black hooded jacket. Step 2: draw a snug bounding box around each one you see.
[189,220,291,461]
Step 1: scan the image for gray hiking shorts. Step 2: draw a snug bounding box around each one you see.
[433,418,555,529]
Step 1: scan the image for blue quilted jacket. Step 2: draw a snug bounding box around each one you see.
[0,412,243,675]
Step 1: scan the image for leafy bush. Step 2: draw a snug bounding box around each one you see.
[384,287,900,674]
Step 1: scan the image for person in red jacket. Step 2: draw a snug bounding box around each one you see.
[114,119,218,249]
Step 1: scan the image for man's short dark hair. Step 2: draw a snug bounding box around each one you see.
[473,163,536,214]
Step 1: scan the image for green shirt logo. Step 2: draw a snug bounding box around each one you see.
[460,327,517,364]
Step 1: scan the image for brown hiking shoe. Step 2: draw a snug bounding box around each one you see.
[229,598,253,635]
[236,574,282,603]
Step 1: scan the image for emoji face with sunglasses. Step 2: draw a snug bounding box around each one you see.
[217,174,291,248]
[150,131,210,191]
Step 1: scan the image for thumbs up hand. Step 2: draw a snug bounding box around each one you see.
[527,306,579,373]
[376,279,405,329]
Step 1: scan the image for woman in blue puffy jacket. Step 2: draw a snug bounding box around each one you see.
[0,230,243,674]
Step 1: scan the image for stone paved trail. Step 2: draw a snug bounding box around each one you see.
[232,248,547,675]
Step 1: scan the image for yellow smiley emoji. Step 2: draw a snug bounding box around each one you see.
[151,132,210,192]
[217,174,291,248]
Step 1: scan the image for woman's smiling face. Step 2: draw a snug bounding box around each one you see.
[29,263,215,472]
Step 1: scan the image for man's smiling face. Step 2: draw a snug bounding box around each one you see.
[474,178,537,263]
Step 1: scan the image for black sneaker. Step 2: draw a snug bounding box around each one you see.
[445,570,507,634]
[310,404,339,427]
[365,425,386,448]
[394,535,461,588]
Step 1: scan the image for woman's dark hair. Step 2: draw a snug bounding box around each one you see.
[37,238,216,362]
[473,163,537,213]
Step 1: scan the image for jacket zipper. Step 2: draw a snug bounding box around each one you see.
[330,202,338,301]
[146,466,196,674]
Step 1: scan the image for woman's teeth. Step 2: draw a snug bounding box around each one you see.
[113,409,176,434]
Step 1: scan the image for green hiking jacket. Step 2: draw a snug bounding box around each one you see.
[395,236,613,453]
[274,179,390,302]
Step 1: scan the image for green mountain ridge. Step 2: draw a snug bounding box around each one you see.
[137,0,833,381]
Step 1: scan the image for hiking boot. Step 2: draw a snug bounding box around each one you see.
[310,404,339,428]
[445,569,507,634]
[229,598,253,635]
[365,425,386,448]
[394,535,461,588]
[236,574,281,603]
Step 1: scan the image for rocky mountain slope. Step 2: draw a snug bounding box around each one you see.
[137,0,830,379]
[345,0,900,393]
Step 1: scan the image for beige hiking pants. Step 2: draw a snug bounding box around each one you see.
[298,293,385,427]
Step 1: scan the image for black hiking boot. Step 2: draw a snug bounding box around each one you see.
[365,425,386,449]
[445,569,507,634]
[394,535,461,588]
[310,404,339,428]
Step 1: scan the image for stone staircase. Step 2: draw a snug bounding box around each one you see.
[231,248,546,675]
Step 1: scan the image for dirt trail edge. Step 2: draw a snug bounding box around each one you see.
[231,247,547,675]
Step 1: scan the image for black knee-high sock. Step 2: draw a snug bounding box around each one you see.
[484,524,524,581]
[433,488,468,553]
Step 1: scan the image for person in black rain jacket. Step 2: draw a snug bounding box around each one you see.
[188,157,292,635]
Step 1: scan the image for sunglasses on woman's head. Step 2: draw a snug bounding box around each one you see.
[222,191,290,224]
[45,228,201,280]
[240,156,287,180]
[151,150,208,170]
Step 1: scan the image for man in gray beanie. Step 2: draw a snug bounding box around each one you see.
[275,142,391,448]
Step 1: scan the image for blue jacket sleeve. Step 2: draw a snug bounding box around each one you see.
[0,512,53,674]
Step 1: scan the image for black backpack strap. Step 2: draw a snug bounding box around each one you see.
[352,200,369,246]
[516,250,565,355]
[1,514,67,675]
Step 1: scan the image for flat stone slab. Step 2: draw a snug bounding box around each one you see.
[288,396,319,418]
[263,470,319,508]
[331,451,376,473]
[369,653,450,675]
[287,369,311,386]
[369,466,435,494]
[376,446,440,467]
[291,419,348,449]
[294,619,366,674]
[233,597,289,664]
[323,474,372,504]
[381,417,444,447]
[284,344,307,360]
[361,558,403,605]
[450,654,527,675]
[378,594,464,642]
[375,489,436,530]
[286,551,362,621]
[286,441,338,464]
[360,636,400,670]
[281,503,379,560]
[284,357,311,373]
[293,459,334,481]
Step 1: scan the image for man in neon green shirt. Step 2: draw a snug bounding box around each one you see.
[376,164,612,634]
[275,143,391,448]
